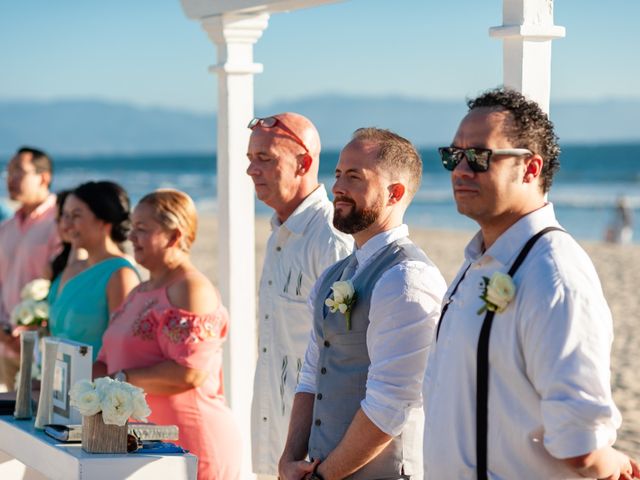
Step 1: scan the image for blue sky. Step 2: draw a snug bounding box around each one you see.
[1,0,638,112]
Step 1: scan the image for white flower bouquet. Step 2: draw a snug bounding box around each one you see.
[69,377,151,427]
[10,279,51,327]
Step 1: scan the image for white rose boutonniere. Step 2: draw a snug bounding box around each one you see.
[478,272,516,315]
[325,280,357,330]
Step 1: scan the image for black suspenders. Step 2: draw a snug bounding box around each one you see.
[434,226,565,479]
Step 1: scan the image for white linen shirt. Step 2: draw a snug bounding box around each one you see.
[297,225,447,475]
[423,204,622,480]
[251,185,353,475]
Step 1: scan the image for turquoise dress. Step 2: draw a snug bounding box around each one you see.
[48,257,139,361]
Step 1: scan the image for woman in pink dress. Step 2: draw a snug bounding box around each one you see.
[94,189,242,480]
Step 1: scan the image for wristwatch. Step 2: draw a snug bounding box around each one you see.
[114,370,127,382]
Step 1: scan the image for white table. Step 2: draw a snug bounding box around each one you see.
[0,416,197,480]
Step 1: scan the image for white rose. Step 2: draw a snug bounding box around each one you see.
[74,390,103,417]
[70,378,95,398]
[69,379,101,416]
[101,387,134,426]
[330,280,354,304]
[20,279,51,301]
[15,300,36,326]
[94,376,116,396]
[131,392,151,422]
[485,272,516,312]
[33,301,49,320]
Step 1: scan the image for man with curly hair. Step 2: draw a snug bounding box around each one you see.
[423,88,639,479]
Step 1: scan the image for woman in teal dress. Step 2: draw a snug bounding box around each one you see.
[48,181,140,360]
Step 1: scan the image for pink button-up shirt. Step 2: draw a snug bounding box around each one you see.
[0,194,60,327]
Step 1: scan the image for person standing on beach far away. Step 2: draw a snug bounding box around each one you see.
[0,147,60,391]
[247,112,353,478]
[423,88,640,479]
[279,128,446,480]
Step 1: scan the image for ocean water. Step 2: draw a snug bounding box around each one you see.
[2,143,639,243]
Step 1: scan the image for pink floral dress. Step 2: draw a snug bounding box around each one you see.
[98,285,242,480]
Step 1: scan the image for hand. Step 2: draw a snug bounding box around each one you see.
[278,457,318,480]
[0,325,20,353]
[601,451,640,480]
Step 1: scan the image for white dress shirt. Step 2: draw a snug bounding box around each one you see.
[251,185,353,475]
[298,224,447,474]
[423,204,622,479]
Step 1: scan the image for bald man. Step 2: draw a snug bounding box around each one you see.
[247,113,353,477]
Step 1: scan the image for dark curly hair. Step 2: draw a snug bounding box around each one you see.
[467,88,560,193]
[72,181,131,245]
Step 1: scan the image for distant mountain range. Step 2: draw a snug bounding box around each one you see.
[1,95,639,156]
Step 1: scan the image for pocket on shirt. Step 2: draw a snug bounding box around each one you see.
[275,294,314,355]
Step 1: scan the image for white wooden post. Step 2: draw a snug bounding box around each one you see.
[201,12,269,479]
[490,0,565,114]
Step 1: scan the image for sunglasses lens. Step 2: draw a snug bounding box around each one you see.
[467,149,490,172]
[439,148,458,171]
[261,116,278,128]
[247,117,278,129]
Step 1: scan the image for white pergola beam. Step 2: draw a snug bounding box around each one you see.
[490,0,565,113]
[198,11,269,479]
[182,0,344,18]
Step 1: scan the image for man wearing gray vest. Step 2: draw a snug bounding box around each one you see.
[279,128,446,480]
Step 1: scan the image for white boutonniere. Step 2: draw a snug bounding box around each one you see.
[478,272,516,315]
[325,280,357,330]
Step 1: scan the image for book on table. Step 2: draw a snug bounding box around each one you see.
[44,423,179,443]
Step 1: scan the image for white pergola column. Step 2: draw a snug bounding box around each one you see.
[200,12,269,478]
[490,0,565,113]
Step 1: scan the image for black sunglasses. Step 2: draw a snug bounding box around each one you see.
[438,146,532,172]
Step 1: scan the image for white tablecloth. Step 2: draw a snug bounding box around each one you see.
[0,416,197,480]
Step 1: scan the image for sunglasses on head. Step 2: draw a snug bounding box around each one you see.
[248,116,310,154]
[438,147,532,172]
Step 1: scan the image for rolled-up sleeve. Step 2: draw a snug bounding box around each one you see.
[296,271,326,395]
[521,280,621,459]
[361,261,446,436]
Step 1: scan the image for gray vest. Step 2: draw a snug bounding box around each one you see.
[309,238,423,479]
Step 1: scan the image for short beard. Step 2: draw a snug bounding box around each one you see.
[333,196,382,234]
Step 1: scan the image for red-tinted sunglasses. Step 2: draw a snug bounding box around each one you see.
[248,116,310,154]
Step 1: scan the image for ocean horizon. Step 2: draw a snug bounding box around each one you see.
[2,143,639,243]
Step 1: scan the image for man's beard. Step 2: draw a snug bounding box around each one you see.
[333,196,382,234]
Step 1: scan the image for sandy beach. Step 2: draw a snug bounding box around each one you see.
[192,215,639,458]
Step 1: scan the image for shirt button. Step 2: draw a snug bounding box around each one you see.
[323,340,330,348]
[276,246,282,252]
[264,314,269,319]
[317,393,323,400]
[268,280,272,286]
[320,367,327,374]
[262,417,267,422]
[315,419,321,426]
[262,347,267,353]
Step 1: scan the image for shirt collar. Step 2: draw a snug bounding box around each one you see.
[16,193,56,223]
[355,224,409,267]
[270,185,329,235]
[464,203,561,267]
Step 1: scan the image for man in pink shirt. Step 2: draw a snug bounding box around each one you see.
[0,147,60,390]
